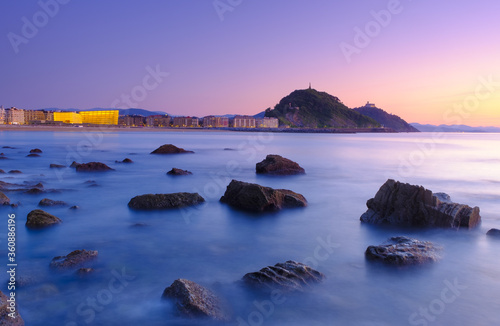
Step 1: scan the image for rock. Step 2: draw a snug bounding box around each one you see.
[256,154,305,175]
[166,168,192,176]
[242,261,325,292]
[131,223,148,227]
[70,161,81,168]
[39,198,68,207]
[50,250,98,269]
[486,228,500,237]
[24,188,44,195]
[115,158,133,163]
[162,279,229,321]
[0,191,10,206]
[75,162,114,172]
[26,209,62,229]
[0,290,25,325]
[128,193,205,210]
[30,148,43,153]
[360,179,481,229]
[8,170,22,174]
[27,153,40,157]
[0,169,4,173]
[2,146,15,149]
[76,268,95,276]
[365,236,440,266]
[69,205,80,210]
[151,144,194,154]
[220,180,307,212]
[0,156,8,160]
[50,164,65,169]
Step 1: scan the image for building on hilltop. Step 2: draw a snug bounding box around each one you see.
[202,116,229,128]
[232,115,256,128]
[365,101,376,108]
[256,117,279,128]
[173,116,199,128]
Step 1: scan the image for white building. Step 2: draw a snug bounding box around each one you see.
[5,107,25,125]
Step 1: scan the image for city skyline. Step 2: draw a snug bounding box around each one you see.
[1,1,500,126]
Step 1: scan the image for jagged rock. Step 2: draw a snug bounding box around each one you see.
[8,170,22,174]
[0,191,10,206]
[26,153,40,157]
[360,179,481,229]
[365,236,440,265]
[167,168,192,176]
[256,154,305,175]
[50,250,98,269]
[220,180,307,212]
[70,161,81,168]
[486,228,500,237]
[30,148,43,153]
[0,290,25,325]
[128,193,204,210]
[151,144,194,154]
[162,279,229,321]
[26,209,62,229]
[115,158,133,163]
[50,164,65,169]
[75,162,114,172]
[242,261,325,292]
[39,198,68,207]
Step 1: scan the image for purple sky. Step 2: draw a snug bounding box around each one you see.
[1,1,500,126]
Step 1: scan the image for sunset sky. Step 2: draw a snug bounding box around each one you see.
[1,1,500,126]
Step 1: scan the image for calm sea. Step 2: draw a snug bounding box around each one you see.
[0,130,499,326]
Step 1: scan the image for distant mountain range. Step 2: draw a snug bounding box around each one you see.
[264,88,380,128]
[410,123,500,133]
[353,106,419,132]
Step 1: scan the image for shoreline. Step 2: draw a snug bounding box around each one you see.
[0,125,398,134]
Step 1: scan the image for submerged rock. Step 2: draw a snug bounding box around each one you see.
[0,191,10,206]
[0,169,4,173]
[220,180,307,212]
[0,290,25,325]
[24,188,44,195]
[365,236,440,266]
[38,198,68,207]
[360,179,481,229]
[151,144,194,154]
[50,250,98,269]
[26,209,62,229]
[116,158,133,163]
[162,279,229,321]
[243,261,325,292]
[70,161,81,168]
[27,153,40,157]
[256,154,305,175]
[76,268,95,276]
[128,193,205,210]
[486,228,500,237]
[30,148,43,153]
[167,168,192,176]
[8,170,22,174]
[75,162,114,172]
[50,164,65,169]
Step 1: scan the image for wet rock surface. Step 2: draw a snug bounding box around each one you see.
[166,168,192,175]
[75,162,114,172]
[151,144,194,154]
[50,250,98,269]
[0,191,10,206]
[360,179,481,229]
[25,209,62,229]
[128,193,205,210]
[365,236,440,266]
[486,228,500,237]
[49,164,65,168]
[0,290,25,325]
[220,180,307,212]
[256,154,305,175]
[38,198,68,207]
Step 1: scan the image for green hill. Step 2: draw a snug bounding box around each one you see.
[353,106,419,132]
[265,88,380,128]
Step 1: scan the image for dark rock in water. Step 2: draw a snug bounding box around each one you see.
[39,198,68,207]
[128,193,205,210]
[32,182,44,189]
[0,169,4,174]
[0,156,8,160]
[167,168,192,176]
[486,228,500,237]
[50,249,98,269]
[131,223,148,227]
[115,158,133,163]
[242,261,325,292]
[27,153,40,157]
[256,154,305,175]
[151,144,194,154]
[162,279,229,321]
[26,209,62,229]
[30,148,43,153]
[223,148,236,151]
[25,188,44,195]
[365,236,440,266]
[8,170,22,174]
[360,179,481,229]
[69,205,80,210]
[70,161,81,168]
[0,290,25,325]
[2,146,15,149]
[0,191,10,206]
[76,268,95,276]
[50,164,65,169]
[220,180,307,212]
[75,162,114,172]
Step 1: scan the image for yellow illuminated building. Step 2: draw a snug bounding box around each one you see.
[53,112,82,124]
[80,110,118,125]
[53,110,119,125]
